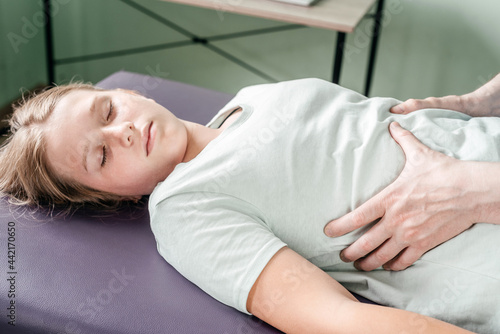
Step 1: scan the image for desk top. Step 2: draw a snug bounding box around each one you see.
[161,0,376,33]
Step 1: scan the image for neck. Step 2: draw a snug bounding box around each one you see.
[181,121,222,163]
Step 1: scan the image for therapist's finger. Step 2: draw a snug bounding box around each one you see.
[339,219,393,263]
[387,122,438,180]
[382,246,425,271]
[352,237,410,271]
[324,193,386,237]
[390,98,437,114]
[324,123,420,238]
[389,122,433,160]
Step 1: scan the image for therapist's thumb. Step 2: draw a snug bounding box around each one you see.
[389,122,426,151]
[389,122,433,172]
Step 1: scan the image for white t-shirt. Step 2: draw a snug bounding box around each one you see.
[149,79,500,332]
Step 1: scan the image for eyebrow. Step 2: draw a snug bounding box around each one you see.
[82,96,98,172]
[90,95,97,116]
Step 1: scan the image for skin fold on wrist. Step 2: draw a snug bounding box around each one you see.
[462,160,500,224]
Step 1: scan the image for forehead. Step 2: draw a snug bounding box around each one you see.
[50,89,98,123]
[43,89,99,177]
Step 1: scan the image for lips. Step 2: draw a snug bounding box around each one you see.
[147,122,155,156]
[142,121,154,156]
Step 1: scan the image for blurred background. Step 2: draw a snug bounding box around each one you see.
[1,0,499,121]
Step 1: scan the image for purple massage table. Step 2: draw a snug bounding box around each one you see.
[0,71,375,334]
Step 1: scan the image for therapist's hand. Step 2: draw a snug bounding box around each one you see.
[324,122,478,271]
[391,73,500,117]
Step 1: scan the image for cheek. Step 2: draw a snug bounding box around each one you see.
[68,154,78,165]
[108,158,145,183]
[49,151,81,182]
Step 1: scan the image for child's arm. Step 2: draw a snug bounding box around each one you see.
[247,246,474,334]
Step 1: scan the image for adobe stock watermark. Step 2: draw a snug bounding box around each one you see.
[62,267,135,334]
[7,0,72,54]
[163,103,297,278]
[258,259,317,316]
[221,258,317,334]
[342,0,413,63]
[222,314,267,334]
[128,64,170,96]
[177,103,297,225]
[404,276,467,334]
[212,0,244,21]
[477,72,497,86]
[421,276,466,318]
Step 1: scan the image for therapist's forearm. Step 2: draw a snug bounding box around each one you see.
[466,160,500,225]
[390,73,500,117]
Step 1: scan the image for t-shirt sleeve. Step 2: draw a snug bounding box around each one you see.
[149,191,287,315]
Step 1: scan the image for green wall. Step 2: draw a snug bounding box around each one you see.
[1,0,499,108]
[0,0,47,107]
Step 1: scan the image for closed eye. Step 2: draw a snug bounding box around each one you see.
[101,145,107,167]
[107,100,114,121]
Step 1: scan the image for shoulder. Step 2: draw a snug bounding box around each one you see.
[235,78,329,96]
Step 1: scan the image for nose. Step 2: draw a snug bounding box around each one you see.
[103,121,135,147]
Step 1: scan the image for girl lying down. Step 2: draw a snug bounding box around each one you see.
[1,77,499,334]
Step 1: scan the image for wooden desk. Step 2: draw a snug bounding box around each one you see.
[160,0,383,94]
[162,0,376,33]
[44,0,385,95]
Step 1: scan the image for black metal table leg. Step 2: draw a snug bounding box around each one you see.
[364,0,385,96]
[332,31,346,84]
[43,0,55,85]
[47,0,383,90]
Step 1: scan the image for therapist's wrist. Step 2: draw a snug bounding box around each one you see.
[462,73,500,117]
[460,92,488,117]
[463,161,500,225]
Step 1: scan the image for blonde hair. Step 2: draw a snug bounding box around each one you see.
[0,83,127,212]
